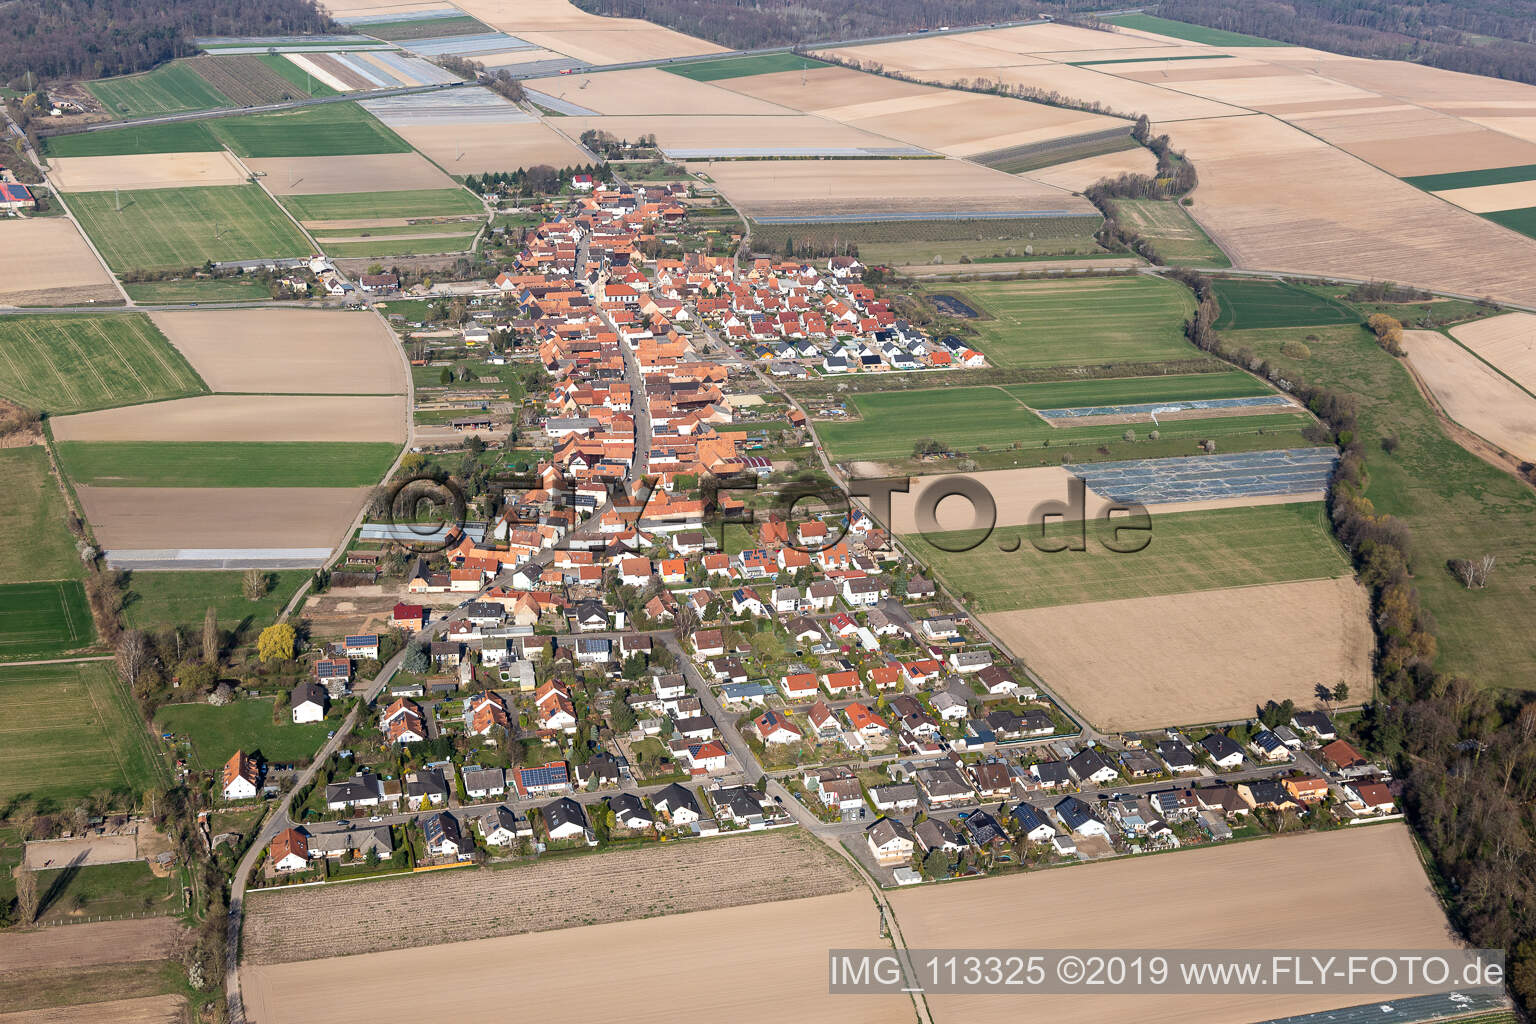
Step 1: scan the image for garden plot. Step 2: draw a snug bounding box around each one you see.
[562,114,926,159]
[1402,329,1536,464]
[149,309,407,394]
[51,395,406,444]
[0,220,118,307]
[48,151,248,192]
[893,825,1450,1024]
[692,158,1093,220]
[527,67,792,115]
[248,152,458,194]
[1449,312,1536,392]
[984,576,1371,732]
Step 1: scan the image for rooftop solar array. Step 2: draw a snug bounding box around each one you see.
[1065,446,1338,504]
[1038,395,1297,419]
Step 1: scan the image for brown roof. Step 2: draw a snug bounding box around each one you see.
[1320,739,1367,769]
[270,827,308,863]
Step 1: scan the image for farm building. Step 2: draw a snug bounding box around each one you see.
[0,182,36,211]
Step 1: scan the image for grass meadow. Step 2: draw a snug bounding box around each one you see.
[1105,13,1284,46]
[123,277,273,304]
[0,581,95,660]
[908,501,1348,612]
[67,185,311,272]
[939,274,1198,367]
[212,103,412,157]
[156,697,331,771]
[121,568,309,637]
[0,661,163,806]
[42,119,224,157]
[255,53,341,98]
[279,187,483,221]
[56,441,400,489]
[321,234,479,258]
[666,53,831,81]
[0,447,86,582]
[0,314,207,414]
[35,859,182,922]
[87,59,231,118]
[1210,279,1357,330]
[1110,198,1230,266]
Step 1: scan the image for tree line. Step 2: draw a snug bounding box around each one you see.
[0,0,333,83]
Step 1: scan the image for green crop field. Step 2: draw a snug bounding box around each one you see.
[908,501,1348,612]
[36,860,181,923]
[123,277,273,304]
[1105,13,1285,46]
[122,568,309,636]
[0,447,86,583]
[156,697,331,771]
[1234,316,1536,688]
[0,661,163,805]
[57,441,400,489]
[0,581,95,660]
[0,314,207,414]
[819,384,1310,463]
[666,52,830,81]
[321,234,478,257]
[1401,163,1536,192]
[1210,279,1358,330]
[1110,198,1230,266]
[939,274,1198,368]
[352,14,489,39]
[751,214,1104,261]
[87,59,231,118]
[255,53,340,97]
[279,188,483,221]
[1005,371,1271,408]
[68,185,311,272]
[1484,206,1536,241]
[212,103,412,157]
[41,120,223,157]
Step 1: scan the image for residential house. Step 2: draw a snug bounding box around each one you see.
[423,812,467,858]
[1320,739,1368,771]
[325,772,383,811]
[652,782,703,825]
[1200,733,1245,770]
[269,828,309,872]
[1156,739,1199,774]
[342,634,380,660]
[1010,802,1056,843]
[869,783,919,812]
[1068,748,1120,786]
[1291,710,1338,740]
[222,751,260,801]
[542,797,592,841]
[710,785,766,825]
[462,766,506,800]
[1053,796,1110,838]
[479,805,529,846]
[381,697,427,745]
[1283,776,1330,804]
[913,818,963,854]
[608,792,656,830]
[866,818,915,866]
[915,765,974,809]
[753,709,804,745]
[962,810,1008,851]
[290,681,328,724]
[404,768,450,809]
[1346,781,1396,814]
[779,672,819,701]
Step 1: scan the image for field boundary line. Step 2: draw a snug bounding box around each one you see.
[75,661,135,793]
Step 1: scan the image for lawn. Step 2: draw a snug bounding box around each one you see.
[123,277,273,304]
[818,384,1311,463]
[1109,198,1230,266]
[1231,315,1536,688]
[87,58,231,118]
[0,447,86,582]
[665,53,831,82]
[56,441,400,488]
[67,185,312,272]
[156,697,331,771]
[279,188,483,221]
[121,568,309,636]
[908,501,1348,612]
[0,581,95,660]
[0,314,207,414]
[935,274,1199,368]
[1105,13,1285,46]
[1401,163,1536,192]
[212,103,412,157]
[1210,279,1358,330]
[36,860,181,922]
[0,661,164,806]
[255,53,341,98]
[42,120,224,157]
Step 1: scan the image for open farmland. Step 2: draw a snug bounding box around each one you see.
[452,0,725,66]
[243,828,855,963]
[192,54,328,104]
[906,499,1344,608]
[149,308,407,394]
[362,87,594,172]
[0,995,188,1024]
[1211,278,1356,329]
[52,394,407,443]
[0,662,162,803]
[0,314,206,414]
[41,120,223,158]
[244,889,905,1024]
[1402,329,1536,463]
[1108,197,1229,265]
[56,441,400,489]
[893,825,1446,1024]
[49,151,248,192]
[251,152,458,195]
[1007,370,1271,406]
[77,485,373,553]
[526,67,791,115]
[752,213,1104,263]
[0,447,85,582]
[67,185,311,272]
[940,274,1197,367]
[1106,12,1285,46]
[1022,143,1155,187]
[122,278,271,304]
[0,219,119,307]
[667,52,829,81]
[987,577,1370,730]
[279,188,482,221]
[156,698,330,771]
[211,103,412,157]
[0,581,94,660]
[0,918,188,1021]
[1449,312,1536,393]
[87,58,231,118]
[562,113,922,159]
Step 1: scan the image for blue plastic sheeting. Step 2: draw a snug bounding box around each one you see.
[402,32,536,57]
[1064,447,1338,504]
[1039,395,1296,419]
[335,9,461,24]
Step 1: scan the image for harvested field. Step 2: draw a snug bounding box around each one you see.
[49,151,247,192]
[249,152,457,195]
[882,467,1116,533]
[715,65,931,112]
[243,889,905,1024]
[563,114,921,158]
[0,220,118,308]
[1434,179,1536,214]
[77,485,372,550]
[0,995,186,1024]
[150,309,407,394]
[1166,114,1536,308]
[1290,105,1536,176]
[1402,329,1536,464]
[1027,145,1157,190]
[693,158,1092,219]
[388,118,590,173]
[445,0,721,62]
[893,824,1450,1024]
[527,67,791,114]
[242,828,855,964]
[986,577,1371,730]
[0,918,183,973]
[1449,312,1536,392]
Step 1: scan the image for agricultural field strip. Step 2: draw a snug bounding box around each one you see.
[1064,446,1341,503]
[0,315,207,414]
[1037,394,1296,418]
[65,186,313,272]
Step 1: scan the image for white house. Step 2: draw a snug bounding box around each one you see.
[222,751,260,801]
[290,681,328,724]
[866,818,915,867]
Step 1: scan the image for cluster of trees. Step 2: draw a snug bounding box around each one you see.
[828,52,1135,119]
[1365,313,1407,356]
[578,129,658,159]
[0,0,332,82]
[466,163,612,198]
[1172,267,1536,1015]
[1085,118,1197,263]
[436,55,526,101]
[1122,0,1536,86]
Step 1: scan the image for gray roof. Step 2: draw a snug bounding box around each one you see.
[867,817,913,847]
[543,796,588,832]
[653,782,701,817]
[291,680,328,708]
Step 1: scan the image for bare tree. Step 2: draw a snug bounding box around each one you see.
[1451,558,1477,589]
[15,864,37,924]
[202,606,218,665]
[243,568,266,601]
[1474,553,1497,588]
[115,630,148,692]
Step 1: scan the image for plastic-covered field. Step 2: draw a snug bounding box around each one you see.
[1038,394,1295,419]
[1064,446,1337,503]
